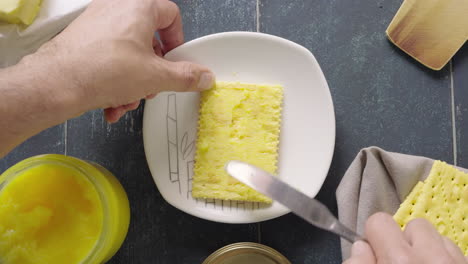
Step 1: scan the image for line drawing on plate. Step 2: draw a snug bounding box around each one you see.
[165,93,264,211]
[166,94,181,194]
[181,132,196,160]
[181,132,196,200]
[186,160,194,199]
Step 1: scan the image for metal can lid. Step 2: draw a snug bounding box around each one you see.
[202,242,291,264]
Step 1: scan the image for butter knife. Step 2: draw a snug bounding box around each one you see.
[225,160,365,243]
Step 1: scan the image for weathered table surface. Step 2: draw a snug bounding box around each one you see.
[1,0,467,263]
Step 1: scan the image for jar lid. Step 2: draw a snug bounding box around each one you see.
[202,242,291,264]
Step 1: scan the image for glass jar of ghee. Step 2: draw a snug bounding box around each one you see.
[0,154,130,264]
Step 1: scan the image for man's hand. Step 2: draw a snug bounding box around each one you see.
[36,0,214,122]
[0,0,214,157]
[344,213,468,264]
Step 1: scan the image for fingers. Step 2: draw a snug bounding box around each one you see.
[343,241,376,264]
[104,107,124,123]
[441,236,467,263]
[152,36,163,57]
[357,213,468,264]
[404,218,455,263]
[104,101,140,123]
[365,213,411,260]
[404,218,443,245]
[146,94,157,99]
[152,0,183,53]
[154,60,215,92]
[404,218,445,247]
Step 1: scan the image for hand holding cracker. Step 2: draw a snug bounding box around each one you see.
[344,213,468,264]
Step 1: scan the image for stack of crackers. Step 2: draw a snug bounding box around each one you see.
[394,161,468,254]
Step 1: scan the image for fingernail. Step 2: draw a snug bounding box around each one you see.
[351,241,367,256]
[198,72,215,90]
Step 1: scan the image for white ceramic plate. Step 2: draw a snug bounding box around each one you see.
[143,32,335,224]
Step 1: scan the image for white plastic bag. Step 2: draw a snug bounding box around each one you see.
[0,0,90,68]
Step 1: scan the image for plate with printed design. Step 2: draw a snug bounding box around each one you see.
[143,32,335,223]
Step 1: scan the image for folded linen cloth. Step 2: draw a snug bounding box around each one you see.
[336,146,458,259]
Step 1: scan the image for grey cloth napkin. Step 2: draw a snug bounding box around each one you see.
[336,147,437,259]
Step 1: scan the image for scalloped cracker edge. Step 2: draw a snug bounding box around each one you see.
[394,161,468,254]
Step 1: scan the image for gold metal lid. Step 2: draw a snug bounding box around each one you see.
[202,242,291,264]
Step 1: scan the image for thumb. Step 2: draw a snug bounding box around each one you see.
[343,241,376,264]
[156,60,215,92]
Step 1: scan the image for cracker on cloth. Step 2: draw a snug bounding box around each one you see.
[394,161,468,254]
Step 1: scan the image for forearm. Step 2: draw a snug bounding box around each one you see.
[0,51,88,157]
[0,0,214,158]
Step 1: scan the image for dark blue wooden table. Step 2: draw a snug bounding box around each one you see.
[1,0,467,263]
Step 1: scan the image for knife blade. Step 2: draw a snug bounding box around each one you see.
[225,160,364,243]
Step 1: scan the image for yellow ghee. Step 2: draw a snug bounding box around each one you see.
[0,155,130,264]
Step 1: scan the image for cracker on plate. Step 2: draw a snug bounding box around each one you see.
[192,82,283,203]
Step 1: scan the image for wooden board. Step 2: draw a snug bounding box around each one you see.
[387,0,468,70]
